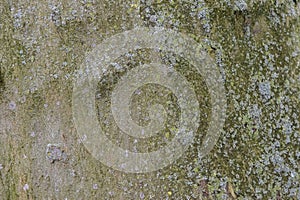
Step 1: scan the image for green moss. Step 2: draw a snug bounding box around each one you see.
[0,0,299,198]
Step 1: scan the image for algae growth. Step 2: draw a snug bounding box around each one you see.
[0,0,299,199]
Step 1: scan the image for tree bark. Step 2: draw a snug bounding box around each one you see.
[1,0,299,199]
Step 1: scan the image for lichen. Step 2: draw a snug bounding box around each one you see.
[0,0,299,199]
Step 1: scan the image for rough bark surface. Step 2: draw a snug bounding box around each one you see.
[0,0,299,199]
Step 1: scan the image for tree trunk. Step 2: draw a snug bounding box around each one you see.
[1,0,299,199]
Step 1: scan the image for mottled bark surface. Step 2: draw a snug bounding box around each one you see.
[0,0,299,199]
